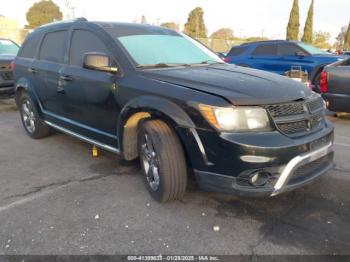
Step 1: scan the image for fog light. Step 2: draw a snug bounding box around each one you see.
[249,171,271,186]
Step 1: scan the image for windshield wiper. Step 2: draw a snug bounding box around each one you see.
[136,63,175,69]
[136,63,192,69]
[199,60,225,65]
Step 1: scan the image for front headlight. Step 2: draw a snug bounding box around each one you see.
[198,104,272,132]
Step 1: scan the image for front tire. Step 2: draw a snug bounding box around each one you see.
[19,93,51,139]
[138,119,187,202]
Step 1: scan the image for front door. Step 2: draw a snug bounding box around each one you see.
[58,29,121,146]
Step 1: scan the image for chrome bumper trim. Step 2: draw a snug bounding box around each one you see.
[271,142,333,196]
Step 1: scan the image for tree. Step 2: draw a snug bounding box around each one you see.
[344,22,350,50]
[335,25,347,49]
[301,0,314,43]
[160,22,180,31]
[184,7,207,38]
[313,31,331,49]
[286,0,300,40]
[211,28,234,39]
[26,0,62,29]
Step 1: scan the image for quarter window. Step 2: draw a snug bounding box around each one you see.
[252,44,277,56]
[18,34,41,58]
[39,31,67,63]
[228,46,247,56]
[69,30,109,66]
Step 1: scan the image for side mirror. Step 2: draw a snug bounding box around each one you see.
[295,51,306,57]
[83,52,118,73]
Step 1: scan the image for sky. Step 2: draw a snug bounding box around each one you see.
[1,0,349,42]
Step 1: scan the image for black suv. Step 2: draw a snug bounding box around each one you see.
[13,19,334,202]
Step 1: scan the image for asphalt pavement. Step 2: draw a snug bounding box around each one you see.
[0,98,350,255]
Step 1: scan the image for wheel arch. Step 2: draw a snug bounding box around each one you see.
[14,78,43,115]
[118,96,195,161]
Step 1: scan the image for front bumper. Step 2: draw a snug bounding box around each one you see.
[0,85,14,96]
[194,142,333,197]
[178,120,334,197]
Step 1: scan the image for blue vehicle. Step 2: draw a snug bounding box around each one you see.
[225,40,343,90]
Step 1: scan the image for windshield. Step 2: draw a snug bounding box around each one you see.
[117,34,223,67]
[0,39,19,55]
[297,42,329,55]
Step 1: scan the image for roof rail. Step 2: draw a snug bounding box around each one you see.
[74,17,88,22]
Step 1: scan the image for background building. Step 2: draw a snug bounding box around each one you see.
[0,15,28,44]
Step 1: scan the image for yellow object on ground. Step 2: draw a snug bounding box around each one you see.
[92,145,99,157]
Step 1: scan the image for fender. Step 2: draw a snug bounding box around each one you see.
[310,64,328,84]
[118,95,195,132]
[117,95,200,159]
[14,77,44,116]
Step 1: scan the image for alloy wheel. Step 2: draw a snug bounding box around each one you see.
[21,99,36,134]
[141,133,160,191]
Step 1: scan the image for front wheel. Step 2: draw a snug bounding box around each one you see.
[138,119,187,202]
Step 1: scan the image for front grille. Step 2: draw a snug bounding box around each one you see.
[265,96,324,137]
[278,120,308,134]
[288,152,334,184]
[265,103,305,117]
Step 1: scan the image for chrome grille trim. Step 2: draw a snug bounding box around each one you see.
[265,96,324,136]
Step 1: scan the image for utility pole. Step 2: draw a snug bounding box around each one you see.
[64,0,76,20]
[261,29,265,40]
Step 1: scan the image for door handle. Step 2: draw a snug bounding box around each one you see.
[57,86,65,94]
[59,75,73,81]
[28,67,38,74]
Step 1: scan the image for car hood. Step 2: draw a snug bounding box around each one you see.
[312,54,346,61]
[0,54,16,63]
[142,64,312,105]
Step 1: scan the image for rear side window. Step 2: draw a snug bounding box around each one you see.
[278,44,306,56]
[252,44,277,56]
[228,46,246,56]
[18,34,41,59]
[69,30,109,66]
[39,31,67,63]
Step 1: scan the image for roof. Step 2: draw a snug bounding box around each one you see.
[240,40,297,46]
[36,18,178,37]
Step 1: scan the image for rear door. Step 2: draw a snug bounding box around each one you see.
[250,43,281,73]
[32,30,68,117]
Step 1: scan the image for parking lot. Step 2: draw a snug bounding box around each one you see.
[0,97,350,255]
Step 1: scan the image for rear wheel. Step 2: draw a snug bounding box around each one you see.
[138,119,187,202]
[19,93,51,139]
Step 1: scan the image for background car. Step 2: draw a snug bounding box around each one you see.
[321,57,350,114]
[0,39,19,97]
[224,40,344,91]
[343,51,350,56]
[216,52,227,60]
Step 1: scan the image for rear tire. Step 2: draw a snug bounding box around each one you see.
[138,119,187,202]
[19,92,51,139]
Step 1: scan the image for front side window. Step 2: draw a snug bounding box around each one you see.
[117,34,222,66]
[252,44,277,56]
[278,44,307,56]
[39,31,67,63]
[69,30,109,66]
[0,39,19,55]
